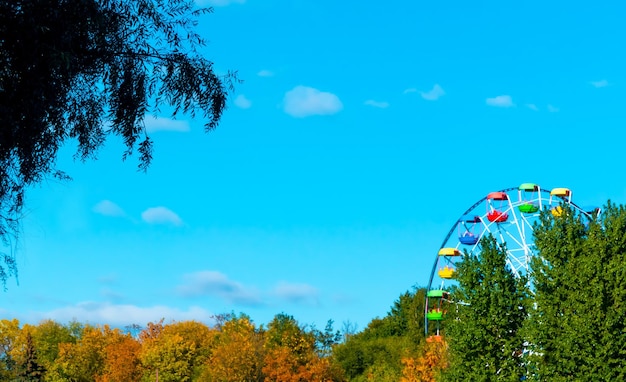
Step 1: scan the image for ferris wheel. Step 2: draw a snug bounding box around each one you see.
[424,183,600,340]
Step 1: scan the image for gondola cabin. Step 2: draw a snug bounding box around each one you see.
[458,215,481,245]
[518,183,540,213]
[438,266,455,279]
[550,187,572,204]
[426,335,443,343]
[486,191,509,223]
[551,206,564,217]
[426,290,449,321]
[438,248,461,257]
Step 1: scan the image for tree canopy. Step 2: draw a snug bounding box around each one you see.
[435,203,626,381]
[0,0,236,286]
[441,236,530,381]
[528,203,626,380]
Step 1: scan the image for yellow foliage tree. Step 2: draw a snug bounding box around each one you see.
[201,315,264,382]
[46,324,109,381]
[0,318,21,379]
[140,320,214,381]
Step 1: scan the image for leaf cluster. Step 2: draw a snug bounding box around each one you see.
[0,0,236,286]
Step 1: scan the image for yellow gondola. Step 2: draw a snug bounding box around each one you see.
[438,266,455,279]
[438,248,461,257]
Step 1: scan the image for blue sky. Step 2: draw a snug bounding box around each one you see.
[3,0,626,331]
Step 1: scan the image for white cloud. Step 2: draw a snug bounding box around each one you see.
[547,104,559,112]
[486,95,514,108]
[92,200,126,217]
[141,207,183,226]
[420,84,445,101]
[25,302,214,326]
[177,271,262,306]
[526,104,539,111]
[273,282,319,305]
[590,79,609,88]
[144,116,190,133]
[403,88,417,94]
[257,69,274,77]
[283,86,343,118]
[364,100,389,108]
[234,95,252,109]
[197,0,245,6]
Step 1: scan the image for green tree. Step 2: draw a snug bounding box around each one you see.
[332,288,427,381]
[528,203,626,380]
[0,0,236,286]
[313,320,342,358]
[441,236,530,382]
[29,320,76,371]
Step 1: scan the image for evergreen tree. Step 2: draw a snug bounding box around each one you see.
[528,203,626,380]
[442,235,530,382]
[18,332,45,381]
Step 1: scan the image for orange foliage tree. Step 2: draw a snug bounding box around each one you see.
[262,314,342,382]
[401,338,448,382]
[99,330,142,382]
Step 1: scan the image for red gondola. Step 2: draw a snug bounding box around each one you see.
[486,191,509,223]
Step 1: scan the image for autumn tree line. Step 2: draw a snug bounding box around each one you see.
[0,299,439,382]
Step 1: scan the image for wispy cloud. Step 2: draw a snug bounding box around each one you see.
[234,95,252,109]
[526,104,539,111]
[283,86,343,118]
[198,0,245,6]
[92,200,126,217]
[144,116,190,133]
[273,281,319,305]
[177,271,262,306]
[547,104,559,112]
[97,274,118,285]
[22,302,214,326]
[420,84,445,101]
[364,100,389,108]
[403,88,417,94]
[100,288,125,302]
[141,207,183,226]
[590,79,609,88]
[257,69,274,77]
[486,95,514,108]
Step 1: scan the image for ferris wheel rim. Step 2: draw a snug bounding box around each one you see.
[423,185,596,337]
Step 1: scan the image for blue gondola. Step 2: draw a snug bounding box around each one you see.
[458,215,481,245]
